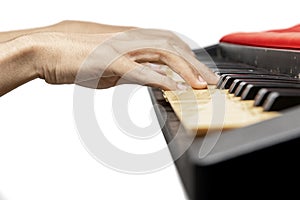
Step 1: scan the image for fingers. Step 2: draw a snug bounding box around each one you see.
[124,29,219,86]
[141,63,168,76]
[174,48,220,85]
[128,48,208,89]
[196,61,220,85]
[159,50,209,89]
[91,28,218,89]
[109,57,184,91]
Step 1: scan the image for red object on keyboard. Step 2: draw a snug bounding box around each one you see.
[220,24,300,50]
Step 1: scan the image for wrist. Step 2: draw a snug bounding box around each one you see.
[18,35,40,79]
[3,35,39,79]
[0,36,39,95]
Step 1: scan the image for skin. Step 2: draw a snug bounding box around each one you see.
[0,20,219,96]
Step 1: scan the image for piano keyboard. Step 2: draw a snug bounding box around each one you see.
[149,39,300,200]
[163,62,300,136]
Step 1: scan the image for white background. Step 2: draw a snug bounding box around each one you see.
[0,1,299,199]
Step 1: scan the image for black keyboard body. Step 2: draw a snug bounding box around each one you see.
[148,43,300,200]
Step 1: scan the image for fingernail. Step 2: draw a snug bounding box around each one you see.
[176,82,188,90]
[198,75,206,83]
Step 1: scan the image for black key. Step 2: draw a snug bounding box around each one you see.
[216,74,232,88]
[220,76,252,89]
[254,88,272,107]
[229,79,247,93]
[212,68,257,73]
[208,63,257,70]
[221,76,299,90]
[216,74,293,89]
[215,71,291,78]
[213,68,265,74]
[254,88,300,106]
[234,79,286,97]
[241,82,300,100]
[263,91,300,111]
[229,78,300,93]
[215,70,273,76]
[234,81,263,97]
[215,65,257,69]
[235,80,300,97]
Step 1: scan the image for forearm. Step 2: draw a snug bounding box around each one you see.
[0,36,38,96]
[0,20,135,43]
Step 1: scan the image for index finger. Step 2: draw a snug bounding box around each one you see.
[128,48,208,89]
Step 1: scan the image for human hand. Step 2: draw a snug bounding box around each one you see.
[0,21,219,96]
[29,28,219,90]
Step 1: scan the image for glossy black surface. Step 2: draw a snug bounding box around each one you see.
[149,43,300,200]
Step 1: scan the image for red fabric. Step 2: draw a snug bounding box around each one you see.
[220,24,300,50]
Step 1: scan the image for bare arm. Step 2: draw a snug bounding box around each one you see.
[0,20,136,43]
[0,36,38,96]
[0,21,219,97]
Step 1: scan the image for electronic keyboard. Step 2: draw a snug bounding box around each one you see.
[148,41,300,199]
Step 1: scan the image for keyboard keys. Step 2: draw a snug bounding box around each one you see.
[254,88,300,107]
[164,58,300,135]
[208,63,257,69]
[229,79,252,93]
[163,87,280,136]
[235,81,253,97]
[241,82,300,100]
[263,91,300,111]
[229,78,299,93]
[217,74,295,89]
[215,70,275,76]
